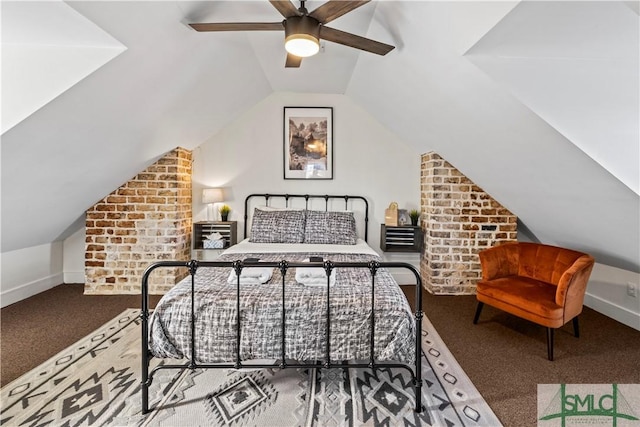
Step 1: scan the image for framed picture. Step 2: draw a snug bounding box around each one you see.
[284,107,333,179]
[398,209,411,226]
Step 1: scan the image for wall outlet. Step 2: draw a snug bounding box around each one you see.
[628,282,637,298]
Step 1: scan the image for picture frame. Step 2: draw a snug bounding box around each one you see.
[398,209,411,226]
[284,107,333,179]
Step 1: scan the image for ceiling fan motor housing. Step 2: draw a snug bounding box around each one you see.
[284,15,321,57]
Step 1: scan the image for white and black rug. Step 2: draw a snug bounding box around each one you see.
[1,309,501,426]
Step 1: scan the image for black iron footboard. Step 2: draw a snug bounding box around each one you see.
[140,259,424,414]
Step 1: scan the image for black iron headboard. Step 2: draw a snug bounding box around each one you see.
[243,193,369,242]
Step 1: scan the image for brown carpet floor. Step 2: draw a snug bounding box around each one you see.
[2,284,639,427]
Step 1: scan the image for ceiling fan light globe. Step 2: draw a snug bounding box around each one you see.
[285,34,320,57]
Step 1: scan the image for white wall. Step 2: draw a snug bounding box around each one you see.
[585,263,640,331]
[0,222,83,308]
[193,92,422,282]
[63,226,85,283]
[0,242,63,307]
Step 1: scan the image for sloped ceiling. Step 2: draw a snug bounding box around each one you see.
[466,1,639,195]
[1,1,125,134]
[1,1,638,272]
[347,0,639,271]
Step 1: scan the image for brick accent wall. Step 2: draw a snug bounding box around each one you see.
[84,147,192,295]
[420,152,517,295]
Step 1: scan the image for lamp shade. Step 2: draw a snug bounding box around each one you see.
[202,188,223,204]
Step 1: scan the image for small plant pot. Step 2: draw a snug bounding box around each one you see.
[221,215,228,222]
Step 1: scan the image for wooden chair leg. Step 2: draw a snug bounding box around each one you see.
[573,317,580,338]
[473,302,484,324]
[547,328,554,361]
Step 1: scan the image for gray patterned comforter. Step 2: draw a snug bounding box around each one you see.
[148,252,416,364]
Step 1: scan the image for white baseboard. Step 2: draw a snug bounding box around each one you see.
[64,271,85,284]
[584,292,640,331]
[0,273,64,308]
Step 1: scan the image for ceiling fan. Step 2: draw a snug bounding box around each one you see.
[189,0,395,68]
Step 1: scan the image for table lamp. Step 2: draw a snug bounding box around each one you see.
[202,188,224,221]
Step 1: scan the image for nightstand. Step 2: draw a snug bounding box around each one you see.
[380,224,422,252]
[380,224,423,285]
[193,221,237,260]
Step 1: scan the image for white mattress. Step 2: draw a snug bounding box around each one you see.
[222,238,379,257]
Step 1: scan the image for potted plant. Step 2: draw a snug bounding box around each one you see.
[409,209,420,226]
[219,204,231,222]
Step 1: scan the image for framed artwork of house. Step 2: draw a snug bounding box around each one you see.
[284,107,333,180]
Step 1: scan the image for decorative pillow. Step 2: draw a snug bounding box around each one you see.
[304,210,357,245]
[250,208,305,243]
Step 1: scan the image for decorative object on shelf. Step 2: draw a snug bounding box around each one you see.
[203,232,224,249]
[409,209,420,226]
[219,204,231,222]
[202,188,224,221]
[384,202,398,226]
[284,107,333,180]
[398,209,410,226]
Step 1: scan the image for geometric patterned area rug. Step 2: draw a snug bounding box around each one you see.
[1,309,502,426]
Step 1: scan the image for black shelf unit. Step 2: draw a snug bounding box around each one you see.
[380,224,422,252]
[194,221,237,250]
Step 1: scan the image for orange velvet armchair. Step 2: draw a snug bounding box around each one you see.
[473,242,595,360]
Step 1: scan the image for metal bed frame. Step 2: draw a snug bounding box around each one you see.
[140,194,424,414]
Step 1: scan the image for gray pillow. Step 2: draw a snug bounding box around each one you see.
[250,208,305,243]
[304,210,357,245]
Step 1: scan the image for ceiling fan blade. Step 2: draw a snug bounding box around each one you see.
[285,53,303,68]
[189,22,283,32]
[319,26,394,55]
[269,0,300,18]
[310,1,370,24]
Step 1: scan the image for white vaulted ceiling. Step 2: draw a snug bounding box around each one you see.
[1,1,126,134]
[1,1,638,272]
[466,1,639,195]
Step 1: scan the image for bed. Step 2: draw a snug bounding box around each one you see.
[140,194,424,414]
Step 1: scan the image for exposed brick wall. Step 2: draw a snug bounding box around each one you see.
[84,147,192,294]
[420,152,517,295]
